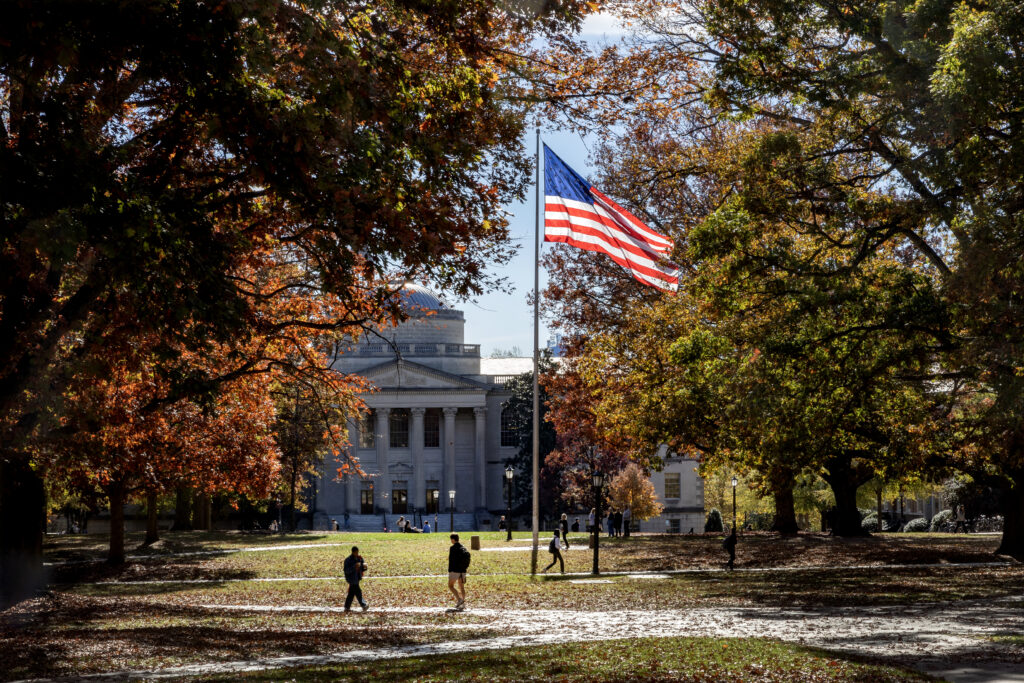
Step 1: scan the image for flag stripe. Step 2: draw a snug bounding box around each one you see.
[542,144,680,293]
[544,225,681,284]
[545,198,671,258]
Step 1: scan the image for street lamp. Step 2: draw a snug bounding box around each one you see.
[275,497,283,533]
[449,489,456,532]
[504,465,515,542]
[731,475,739,532]
[592,471,604,575]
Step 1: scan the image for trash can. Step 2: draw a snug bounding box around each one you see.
[470,535,481,550]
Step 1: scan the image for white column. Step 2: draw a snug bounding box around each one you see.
[443,407,457,509]
[346,417,360,514]
[375,408,391,511]
[473,406,487,510]
[410,407,426,512]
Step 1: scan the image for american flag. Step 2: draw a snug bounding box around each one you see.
[543,144,680,292]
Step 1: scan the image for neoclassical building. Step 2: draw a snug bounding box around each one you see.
[313,285,520,530]
[312,283,704,533]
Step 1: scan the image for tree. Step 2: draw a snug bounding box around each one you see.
[498,356,558,515]
[607,463,663,522]
[1,0,593,603]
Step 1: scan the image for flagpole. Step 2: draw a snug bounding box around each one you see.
[531,126,541,576]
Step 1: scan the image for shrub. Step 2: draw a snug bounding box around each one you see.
[902,517,929,533]
[861,512,879,533]
[858,507,874,521]
[744,511,774,531]
[929,509,953,532]
[704,508,724,533]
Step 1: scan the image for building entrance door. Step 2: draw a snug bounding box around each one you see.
[426,488,439,514]
[360,489,374,514]
[392,489,408,514]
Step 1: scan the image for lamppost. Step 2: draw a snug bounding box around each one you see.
[275,497,282,533]
[731,475,738,532]
[449,489,456,532]
[592,471,604,575]
[504,465,515,542]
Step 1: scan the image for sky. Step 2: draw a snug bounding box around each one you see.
[456,14,629,357]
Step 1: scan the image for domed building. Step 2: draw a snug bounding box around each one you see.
[314,284,520,531]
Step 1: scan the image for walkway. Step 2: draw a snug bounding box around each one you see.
[11,596,1024,682]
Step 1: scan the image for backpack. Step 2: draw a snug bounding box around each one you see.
[454,543,472,572]
[548,537,559,554]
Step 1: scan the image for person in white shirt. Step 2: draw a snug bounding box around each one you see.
[542,530,564,574]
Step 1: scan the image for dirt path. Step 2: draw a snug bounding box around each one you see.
[11,596,1023,683]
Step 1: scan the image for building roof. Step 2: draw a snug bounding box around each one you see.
[398,283,451,313]
[479,357,536,376]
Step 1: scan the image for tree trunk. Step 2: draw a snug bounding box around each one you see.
[995,475,1024,561]
[876,488,883,533]
[144,492,160,546]
[0,457,47,607]
[289,466,298,532]
[823,458,870,537]
[771,485,799,535]
[193,493,210,531]
[107,484,126,565]
[171,487,193,531]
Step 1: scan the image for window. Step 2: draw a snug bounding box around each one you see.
[667,518,681,533]
[424,411,440,448]
[389,409,409,448]
[358,412,375,449]
[426,482,440,514]
[664,472,681,499]
[500,405,519,447]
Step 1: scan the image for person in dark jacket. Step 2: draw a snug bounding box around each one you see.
[559,513,570,549]
[343,546,368,612]
[447,533,470,609]
[723,528,737,570]
[613,509,623,537]
[542,530,565,573]
[571,517,580,533]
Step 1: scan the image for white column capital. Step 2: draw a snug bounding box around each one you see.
[377,407,392,418]
[473,406,487,418]
[410,407,427,417]
[442,407,458,418]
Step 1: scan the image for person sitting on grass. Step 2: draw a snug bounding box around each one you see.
[343,546,368,612]
[542,529,565,574]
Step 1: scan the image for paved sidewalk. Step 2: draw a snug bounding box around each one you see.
[12,596,1024,682]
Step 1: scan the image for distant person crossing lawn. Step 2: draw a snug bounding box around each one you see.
[342,546,368,612]
[448,533,471,610]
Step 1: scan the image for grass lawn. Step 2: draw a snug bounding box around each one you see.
[4,532,1017,681]
[199,636,935,682]
[45,530,1010,585]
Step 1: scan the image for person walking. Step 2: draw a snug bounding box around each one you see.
[622,507,631,538]
[954,505,968,533]
[447,533,471,610]
[606,510,615,537]
[571,517,580,533]
[343,546,368,612]
[723,528,737,570]
[587,508,596,533]
[559,513,570,549]
[542,530,565,573]
[613,509,623,537]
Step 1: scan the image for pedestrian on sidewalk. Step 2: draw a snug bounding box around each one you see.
[622,507,631,538]
[343,546,368,612]
[606,510,615,537]
[588,508,596,533]
[542,529,565,573]
[613,509,623,537]
[560,513,570,549]
[571,517,580,533]
[448,533,471,610]
[723,528,737,570]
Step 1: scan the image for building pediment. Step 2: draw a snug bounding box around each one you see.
[361,359,488,391]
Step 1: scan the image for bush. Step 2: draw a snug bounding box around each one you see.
[929,509,953,532]
[861,512,879,532]
[744,511,774,531]
[704,508,724,533]
[858,507,874,521]
[902,517,929,533]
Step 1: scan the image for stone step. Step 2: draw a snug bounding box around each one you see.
[328,513,480,533]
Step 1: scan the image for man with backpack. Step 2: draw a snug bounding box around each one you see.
[447,533,471,609]
[343,546,368,612]
[542,529,565,574]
